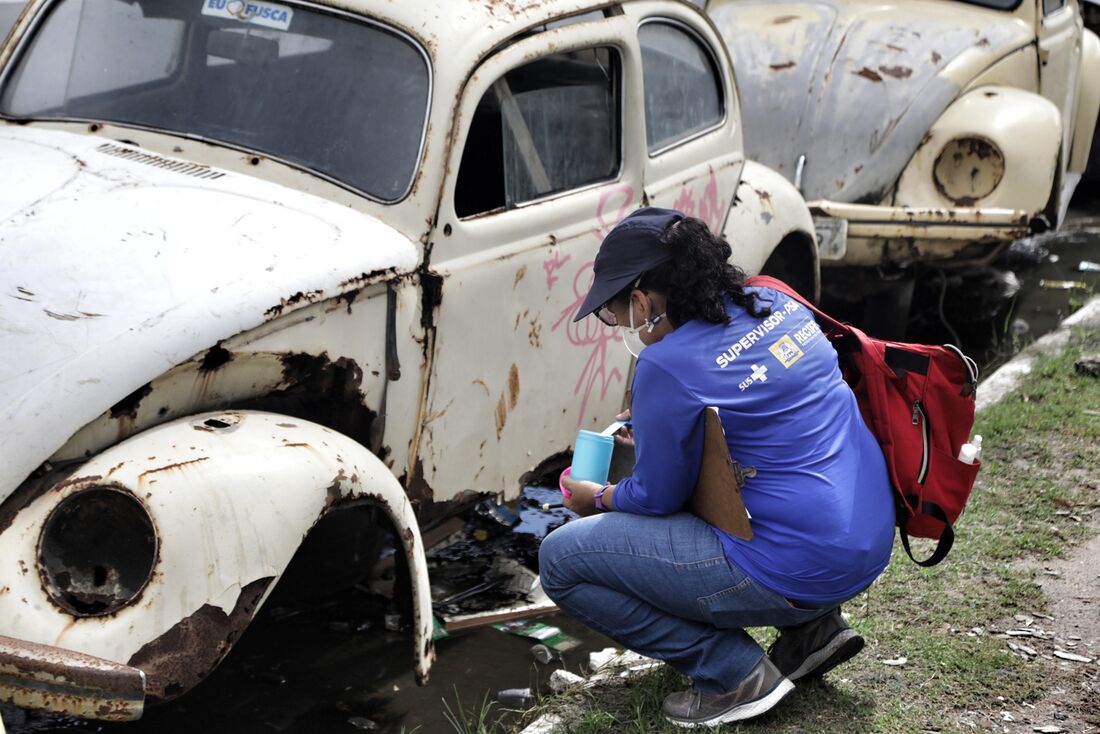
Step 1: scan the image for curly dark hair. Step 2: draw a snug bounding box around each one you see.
[608,216,770,326]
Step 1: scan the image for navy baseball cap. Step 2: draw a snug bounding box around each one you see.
[573,207,684,322]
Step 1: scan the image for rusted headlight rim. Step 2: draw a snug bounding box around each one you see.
[932,135,1006,206]
[37,484,159,618]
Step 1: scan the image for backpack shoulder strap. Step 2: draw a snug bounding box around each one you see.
[745,275,847,334]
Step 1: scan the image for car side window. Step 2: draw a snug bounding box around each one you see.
[1042,0,1066,13]
[455,47,620,218]
[638,21,723,154]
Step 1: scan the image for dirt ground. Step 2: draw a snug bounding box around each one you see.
[993,507,1100,734]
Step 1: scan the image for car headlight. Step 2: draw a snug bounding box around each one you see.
[933,137,1005,206]
[38,487,158,616]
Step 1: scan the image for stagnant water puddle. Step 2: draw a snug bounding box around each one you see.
[6,191,1100,734]
[907,191,1100,370]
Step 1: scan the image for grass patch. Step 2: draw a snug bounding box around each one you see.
[447,331,1100,733]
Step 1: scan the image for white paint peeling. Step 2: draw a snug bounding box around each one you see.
[0,127,419,502]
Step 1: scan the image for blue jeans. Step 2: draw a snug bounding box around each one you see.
[539,512,836,693]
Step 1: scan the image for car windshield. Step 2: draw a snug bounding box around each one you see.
[0,0,430,201]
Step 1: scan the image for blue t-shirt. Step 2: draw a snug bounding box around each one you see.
[612,286,894,604]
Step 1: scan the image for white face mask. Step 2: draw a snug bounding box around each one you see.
[622,301,666,358]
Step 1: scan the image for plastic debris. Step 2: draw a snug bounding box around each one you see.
[881,656,908,666]
[530,643,554,664]
[548,669,586,693]
[493,621,579,651]
[1076,260,1100,272]
[348,717,379,731]
[494,557,540,597]
[428,486,574,624]
[475,499,521,527]
[587,647,656,672]
[496,687,535,708]
[520,714,564,734]
[1038,279,1089,290]
[1033,727,1066,733]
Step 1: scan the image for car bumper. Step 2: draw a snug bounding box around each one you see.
[809,200,1033,267]
[0,634,145,721]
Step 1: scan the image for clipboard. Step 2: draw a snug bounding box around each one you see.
[687,407,754,540]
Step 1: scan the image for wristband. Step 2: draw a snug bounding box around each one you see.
[594,483,612,512]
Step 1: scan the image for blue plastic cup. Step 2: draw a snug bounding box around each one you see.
[571,429,615,484]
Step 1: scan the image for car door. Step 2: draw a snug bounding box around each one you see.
[1038,0,1083,173]
[630,5,742,235]
[414,14,645,500]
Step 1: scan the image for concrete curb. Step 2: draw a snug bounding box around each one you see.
[976,295,1100,413]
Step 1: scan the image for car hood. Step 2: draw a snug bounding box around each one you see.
[708,0,1033,203]
[0,126,419,500]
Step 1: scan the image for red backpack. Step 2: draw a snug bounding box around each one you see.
[747,275,981,566]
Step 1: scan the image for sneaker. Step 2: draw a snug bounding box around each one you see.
[661,656,794,728]
[767,608,864,681]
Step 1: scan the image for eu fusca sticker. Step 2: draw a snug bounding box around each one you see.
[202,0,293,31]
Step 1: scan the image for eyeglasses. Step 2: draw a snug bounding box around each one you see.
[595,304,618,327]
[595,276,645,327]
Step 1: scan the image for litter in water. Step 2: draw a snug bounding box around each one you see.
[496,688,535,708]
[493,621,580,652]
[1038,279,1089,290]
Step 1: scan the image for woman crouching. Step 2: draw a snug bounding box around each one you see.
[539,208,894,727]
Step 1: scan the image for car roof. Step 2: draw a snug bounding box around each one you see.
[339,0,631,69]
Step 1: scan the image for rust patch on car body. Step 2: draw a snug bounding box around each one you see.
[854,67,883,83]
[138,458,209,480]
[769,61,796,71]
[507,363,520,410]
[878,64,912,79]
[495,395,508,438]
[198,344,232,373]
[43,310,104,321]
[126,577,272,703]
[109,384,153,420]
[235,353,378,452]
[265,289,326,319]
[0,633,145,721]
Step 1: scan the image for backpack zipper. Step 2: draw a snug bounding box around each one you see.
[912,400,930,484]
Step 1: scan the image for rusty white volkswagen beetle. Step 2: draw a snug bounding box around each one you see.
[706,0,1100,324]
[0,0,818,721]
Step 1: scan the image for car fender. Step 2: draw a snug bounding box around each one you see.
[0,410,434,708]
[1070,28,1100,174]
[894,85,1062,219]
[724,160,820,301]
